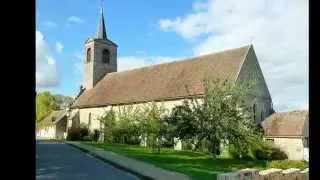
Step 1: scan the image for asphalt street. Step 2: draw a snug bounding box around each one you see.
[36,140,140,180]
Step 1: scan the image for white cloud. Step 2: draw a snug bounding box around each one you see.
[36,31,59,88]
[36,30,60,88]
[67,16,85,24]
[43,21,58,28]
[158,0,308,112]
[55,41,64,54]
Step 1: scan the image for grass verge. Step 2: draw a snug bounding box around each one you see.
[80,142,308,180]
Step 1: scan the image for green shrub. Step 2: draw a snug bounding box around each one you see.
[251,142,273,160]
[79,124,90,139]
[66,127,81,141]
[182,139,194,150]
[162,138,174,148]
[100,110,116,144]
[91,129,100,142]
[126,135,140,145]
[67,124,92,141]
[226,135,288,160]
[198,139,210,153]
[228,143,251,159]
[251,140,287,160]
[228,144,239,159]
[269,147,288,160]
[83,135,92,141]
[147,134,157,148]
[267,160,308,170]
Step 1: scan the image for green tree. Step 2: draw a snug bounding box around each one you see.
[116,105,142,144]
[98,105,143,144]
[98,103,168,153]
[36,91,57,122]
[165,78,258,159]
[138,102,168,153]
[98,108,116,143]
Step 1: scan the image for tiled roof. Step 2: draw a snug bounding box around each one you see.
[37,110,67,128]
[73,45,251,108]
[262,110,308,137]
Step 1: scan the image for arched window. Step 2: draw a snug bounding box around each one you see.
[86,48,92,63]
[102,49,110,63]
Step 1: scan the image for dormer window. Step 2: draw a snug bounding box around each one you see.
[102,49,110,63]
[52,117,56,122]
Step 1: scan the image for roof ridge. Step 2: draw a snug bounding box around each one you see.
[106,45,251,77]
[277,110,308,114]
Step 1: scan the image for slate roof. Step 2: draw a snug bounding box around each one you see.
[73,45,252,108]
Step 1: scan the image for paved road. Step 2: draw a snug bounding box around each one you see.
[36,140,140,180]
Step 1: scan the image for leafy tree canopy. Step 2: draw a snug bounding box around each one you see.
[36,91,57,122]
[164,78,258,158]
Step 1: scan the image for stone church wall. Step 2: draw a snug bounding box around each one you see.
[271,137,304,160]
[77,99,187,149]
[235,46,273,124]
[78,99,187,133]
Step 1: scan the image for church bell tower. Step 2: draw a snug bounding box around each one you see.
[83,0,118,90]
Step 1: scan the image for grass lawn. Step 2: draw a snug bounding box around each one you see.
[81,142,274,180]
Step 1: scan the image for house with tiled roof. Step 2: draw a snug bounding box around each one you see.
[68,1,274,149]
[36,110,68,140]
[262,110,309,161]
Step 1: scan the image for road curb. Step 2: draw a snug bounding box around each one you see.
[66,142,154,180]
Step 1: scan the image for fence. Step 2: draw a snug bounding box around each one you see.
[217,168,308,180]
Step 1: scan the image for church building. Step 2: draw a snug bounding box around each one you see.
[69,1,274,149]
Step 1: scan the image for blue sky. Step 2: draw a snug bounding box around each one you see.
[36,0,308,112]
[36,0,195,95]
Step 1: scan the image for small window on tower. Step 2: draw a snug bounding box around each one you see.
[102,49,110,64]
[87,48,92,63]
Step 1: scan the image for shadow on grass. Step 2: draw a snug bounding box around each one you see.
[82,142,267,180]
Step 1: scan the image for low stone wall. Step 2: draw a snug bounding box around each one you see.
[217,168,308,180]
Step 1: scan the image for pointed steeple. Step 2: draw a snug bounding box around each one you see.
[96,0,107,39]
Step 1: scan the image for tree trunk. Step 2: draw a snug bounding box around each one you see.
[193,135,206,151]
[209,137,220,159]
[157,137,161,154]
